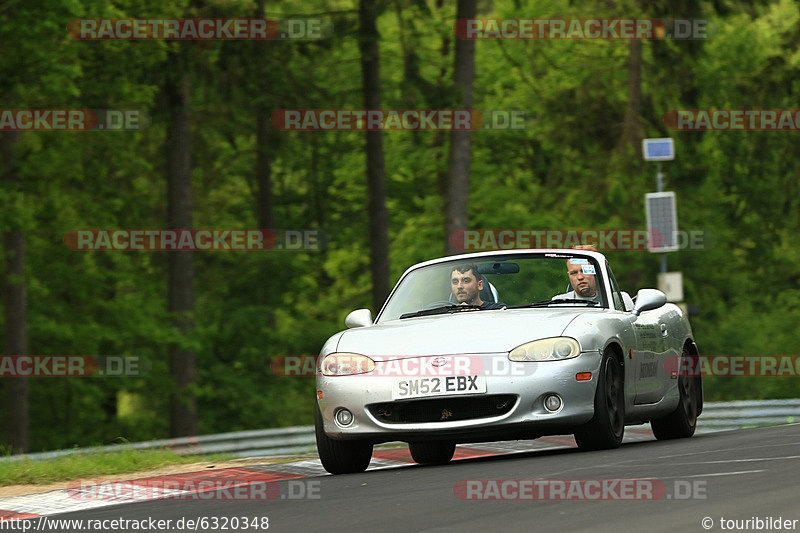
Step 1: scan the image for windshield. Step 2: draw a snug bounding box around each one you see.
[378,253,607,322]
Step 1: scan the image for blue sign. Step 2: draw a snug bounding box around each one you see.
[642,138,675,161]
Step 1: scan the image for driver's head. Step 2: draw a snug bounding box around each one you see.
[451,263,483,305]
[566,259,598,298]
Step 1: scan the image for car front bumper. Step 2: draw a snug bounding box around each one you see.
[316,351,602,443]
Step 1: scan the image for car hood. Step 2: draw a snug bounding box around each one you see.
[334,308,590,358]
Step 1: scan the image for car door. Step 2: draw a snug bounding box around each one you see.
[631,307,666,405]
[604,263,671,405]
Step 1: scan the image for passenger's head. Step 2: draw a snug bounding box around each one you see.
[566,259,598,298]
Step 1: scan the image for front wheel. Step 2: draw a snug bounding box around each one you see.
[575,354,625,450]
[315,403,373,474]
[408,441,456,465]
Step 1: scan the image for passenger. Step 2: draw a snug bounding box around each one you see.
[553,245,600,302]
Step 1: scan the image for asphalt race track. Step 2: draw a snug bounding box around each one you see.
[30,424,800,532]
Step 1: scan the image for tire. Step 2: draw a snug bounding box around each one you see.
[574,353,625,450]
[314,403,373,474]
[651,350,701,440]
[408,441,456,465]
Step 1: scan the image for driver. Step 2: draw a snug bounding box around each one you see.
[451,263,505,309]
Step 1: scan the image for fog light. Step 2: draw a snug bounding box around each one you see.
[335,408,354,426]
[544,394,562,412]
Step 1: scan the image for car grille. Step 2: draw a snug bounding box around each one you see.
[368,395,517,424]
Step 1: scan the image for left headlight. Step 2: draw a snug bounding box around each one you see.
[319,353,376,376]
[508,337,581,362]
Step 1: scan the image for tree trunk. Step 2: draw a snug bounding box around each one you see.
[619,39,643,156]
[445,0,477,255]
[165,52,197,438]
[359,0,390,312]
[1,131,28,452]
[255,0,274,230]
[255,107,274,230]
[435,0,451,200]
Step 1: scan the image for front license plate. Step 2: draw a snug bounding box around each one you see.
[391,375,487,400]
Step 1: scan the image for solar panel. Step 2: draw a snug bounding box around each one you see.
[645,192,679,252]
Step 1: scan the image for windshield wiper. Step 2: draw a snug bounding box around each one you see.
[399,304,483,319]
[508,299,601,309]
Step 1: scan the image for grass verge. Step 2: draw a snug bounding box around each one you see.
[0,449,233,486]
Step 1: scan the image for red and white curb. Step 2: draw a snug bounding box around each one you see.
[0,431,654,521]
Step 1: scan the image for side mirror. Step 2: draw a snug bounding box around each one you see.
[345,308,373,328]
[632,289,667,316]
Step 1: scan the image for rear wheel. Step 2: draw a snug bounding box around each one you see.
[408,441,456,465]
[651,350,701,440]
[575,354,625,450]
[315,403,373,474]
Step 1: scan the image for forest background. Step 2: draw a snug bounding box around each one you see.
[1,0,799,452]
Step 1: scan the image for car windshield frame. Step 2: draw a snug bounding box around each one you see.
[375,252,609,323]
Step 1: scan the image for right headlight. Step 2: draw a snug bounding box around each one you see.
[319,353,376,376]
[508,337,581,362]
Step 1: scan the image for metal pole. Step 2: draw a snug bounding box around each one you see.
[657,162,666,274]
[656,162,663,193]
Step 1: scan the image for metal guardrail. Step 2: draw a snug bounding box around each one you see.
[2,399,799,462]
[0,426,317,463]
[694,398,800,431]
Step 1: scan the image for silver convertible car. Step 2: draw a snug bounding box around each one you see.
[315,249,702,474]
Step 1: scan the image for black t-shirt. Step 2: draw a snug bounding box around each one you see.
[481,301,506,310]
